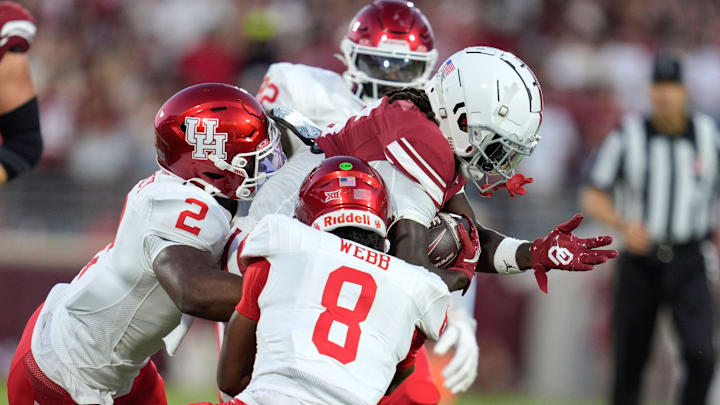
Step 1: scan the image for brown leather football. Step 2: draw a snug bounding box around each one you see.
[427,213,471,268]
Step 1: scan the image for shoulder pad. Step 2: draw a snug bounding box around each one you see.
[143,183,232,258]
[240,214,318,260]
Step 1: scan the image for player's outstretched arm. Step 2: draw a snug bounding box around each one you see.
[217,310,256,397]
[388,218,470,292]
[154,245,243,322]
[444,194,618,293]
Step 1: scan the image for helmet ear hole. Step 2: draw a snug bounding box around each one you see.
[456,113,468,133]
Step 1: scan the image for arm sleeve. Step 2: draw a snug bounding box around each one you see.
[589,130,624,191]
[0,97,41,180]
[235,259,271,322]
[397,328,427,370]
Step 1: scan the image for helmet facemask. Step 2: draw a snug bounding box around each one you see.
[340,38,438,101]
[458,124,538,191]
[206,119,286,200]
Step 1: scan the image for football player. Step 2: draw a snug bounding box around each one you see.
[252,2,480,400]
[0,1,42,185]
[249,46,619,395]
[195,156,470,405]
[6,83,286,405]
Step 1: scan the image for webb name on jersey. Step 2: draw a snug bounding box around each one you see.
[30,170,232,405]
[235,215,450,405]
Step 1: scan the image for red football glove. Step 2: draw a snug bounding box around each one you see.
[480,173,533,198]
[0,1,36,59]
[448,215,480,294]
[530,214,618,294]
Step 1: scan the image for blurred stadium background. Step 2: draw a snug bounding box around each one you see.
[2,0,720,403]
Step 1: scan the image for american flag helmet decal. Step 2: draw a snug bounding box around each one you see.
[442,59,456,77]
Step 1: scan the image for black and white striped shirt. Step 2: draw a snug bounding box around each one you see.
[590,112,720,244]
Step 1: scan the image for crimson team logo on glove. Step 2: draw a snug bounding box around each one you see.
[547,246,573,266]
[530,214,618,293]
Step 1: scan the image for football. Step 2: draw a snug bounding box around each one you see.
[427,212,472,268]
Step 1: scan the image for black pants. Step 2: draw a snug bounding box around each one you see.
[612,246,716,405]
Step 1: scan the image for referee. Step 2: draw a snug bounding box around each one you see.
[582,53,717,405]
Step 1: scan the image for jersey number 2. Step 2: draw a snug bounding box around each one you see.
[175,198,208,236]
[312,266,377,364]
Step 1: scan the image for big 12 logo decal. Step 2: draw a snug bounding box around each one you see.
[185,117,227,160]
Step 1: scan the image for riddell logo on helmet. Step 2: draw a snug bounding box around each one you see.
[324,212,375,229]
[185,117,227,160]
[312,209,387,237]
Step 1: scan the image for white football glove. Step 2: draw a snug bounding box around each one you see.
[433,305,478,394]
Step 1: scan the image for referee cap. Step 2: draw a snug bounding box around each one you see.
[652,52,683,84]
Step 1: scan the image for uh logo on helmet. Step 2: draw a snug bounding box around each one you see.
[425,46,544,192]
[154,83,286,200]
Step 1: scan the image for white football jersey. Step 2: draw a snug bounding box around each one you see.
[256,62,363,128]
[31,170,232,405]
[256,63,363,158]
[235,215,450,405]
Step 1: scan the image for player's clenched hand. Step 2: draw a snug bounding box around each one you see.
[0,2,36,58]
[530,214,618,293]
[433,310,478,394]
[448,216,480,292]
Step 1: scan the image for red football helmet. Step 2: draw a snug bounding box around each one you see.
[341,0,438,100]
[154,83,286,200]
[295,156,390,237]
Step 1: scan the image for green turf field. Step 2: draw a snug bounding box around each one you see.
[1,379,611,405]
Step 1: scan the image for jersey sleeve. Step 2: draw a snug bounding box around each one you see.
[256,63,286,112]
[370,161,437,228]
[235,259,271,322]
[144,189,231,259]
[415,277,451,341]
[240,214,314,260]
[379,101,458,209]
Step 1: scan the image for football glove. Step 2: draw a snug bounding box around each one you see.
[449,216,480,293]
[433,306,478,394]
[530,213,618,293]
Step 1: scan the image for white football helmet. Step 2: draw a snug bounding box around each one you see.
[425,47,543,191]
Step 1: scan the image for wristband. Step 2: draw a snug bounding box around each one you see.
[493,237,527,274]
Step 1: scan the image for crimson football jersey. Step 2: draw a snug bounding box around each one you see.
[316,97,466,208]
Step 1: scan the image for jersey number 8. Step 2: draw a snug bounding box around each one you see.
[312,266,377,364]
